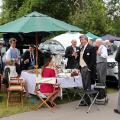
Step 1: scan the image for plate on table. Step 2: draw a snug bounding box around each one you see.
[57,73,66,78]
[58,73,71,78]
[63,69,72,73]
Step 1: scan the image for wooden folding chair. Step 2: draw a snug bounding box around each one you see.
[7,76,24,107]
[34,77,60,111]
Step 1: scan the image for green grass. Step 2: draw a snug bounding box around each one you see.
[0,93,36,118]
[0,88,118,118]
[0,91,74,118]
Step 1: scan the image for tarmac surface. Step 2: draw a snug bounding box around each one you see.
[1,92,120,120]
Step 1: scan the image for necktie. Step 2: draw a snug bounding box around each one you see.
[81,46,84,51]
[31,53,34,61]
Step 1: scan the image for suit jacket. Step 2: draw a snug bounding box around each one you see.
[65,46,80,69]
[115,46,120,62]
[21,50,44,70]
[80,44,97,84]
[80,44,96,70]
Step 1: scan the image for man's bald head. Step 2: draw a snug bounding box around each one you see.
[95,38,103,47]
[71,39,77,47]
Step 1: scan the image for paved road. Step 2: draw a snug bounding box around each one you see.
[1,93,120,120]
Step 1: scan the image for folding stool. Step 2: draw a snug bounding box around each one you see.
[94,83,108,105]
[76,89,99,113]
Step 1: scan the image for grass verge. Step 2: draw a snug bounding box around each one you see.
[0,88,118,118]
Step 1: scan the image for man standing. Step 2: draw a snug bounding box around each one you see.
[79,35,96,90]
[65,39,79,69]
[5,38,21,75]
[114,45,120,114]
[115,45,120,88]
[95,39,108,86]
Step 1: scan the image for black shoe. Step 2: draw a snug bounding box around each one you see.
[80,101,85,104]
[79,104,87,106]
[47,102,54,107]
[50,103,55,107]
[79,101,87,106]
[114,109,120,114]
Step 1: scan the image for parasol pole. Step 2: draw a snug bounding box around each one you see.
[35,32,38,77]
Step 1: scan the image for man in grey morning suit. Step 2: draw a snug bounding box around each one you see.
[114,91,120,114]
[95,39,108,86]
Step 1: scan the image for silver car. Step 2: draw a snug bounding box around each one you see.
[106,48,118,84]
[107,56,118,82]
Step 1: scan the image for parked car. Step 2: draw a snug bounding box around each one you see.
[39,40,65,55]
[106,51,118,84]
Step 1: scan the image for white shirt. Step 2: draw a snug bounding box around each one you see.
[98,45,108,58]
[72,46,77,52]
[79,43,88,67]
[5,47,20,64]
[82,43,88,52]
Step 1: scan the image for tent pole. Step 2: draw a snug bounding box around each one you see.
[35,32,38,77]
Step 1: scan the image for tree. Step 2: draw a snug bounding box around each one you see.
[68,0,112,35]
[0,0,24,24]
[0,0,119,36]
[105,0,120,35]
[0,0,73,23]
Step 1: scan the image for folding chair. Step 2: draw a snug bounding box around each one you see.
[94,83,108,105]
[76,89,99,113]
[7,75,24,107]
[34,77,60,112]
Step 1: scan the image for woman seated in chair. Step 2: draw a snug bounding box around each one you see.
[40,56,60,106]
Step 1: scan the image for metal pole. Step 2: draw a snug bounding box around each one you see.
[35,32,38,77]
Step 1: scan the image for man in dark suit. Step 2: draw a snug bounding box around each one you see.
[114,46,120,114]
[21,44,44,70]
[78,35,96,106]
[79,35,96,90]
[65,39,80,69]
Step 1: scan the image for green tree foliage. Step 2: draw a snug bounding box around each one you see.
[0,0,24,24]
[0,0,119,36]
[69,0,111,35]
[105,0,120,35]
[0,0,73,23]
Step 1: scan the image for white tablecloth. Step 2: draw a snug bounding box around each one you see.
[21,71,83,95]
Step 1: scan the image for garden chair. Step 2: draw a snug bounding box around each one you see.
[7,75,24,107]
[34,77,59,112]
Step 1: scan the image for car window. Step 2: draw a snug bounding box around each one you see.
[40,41,65,53]
[106,44,117,56]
